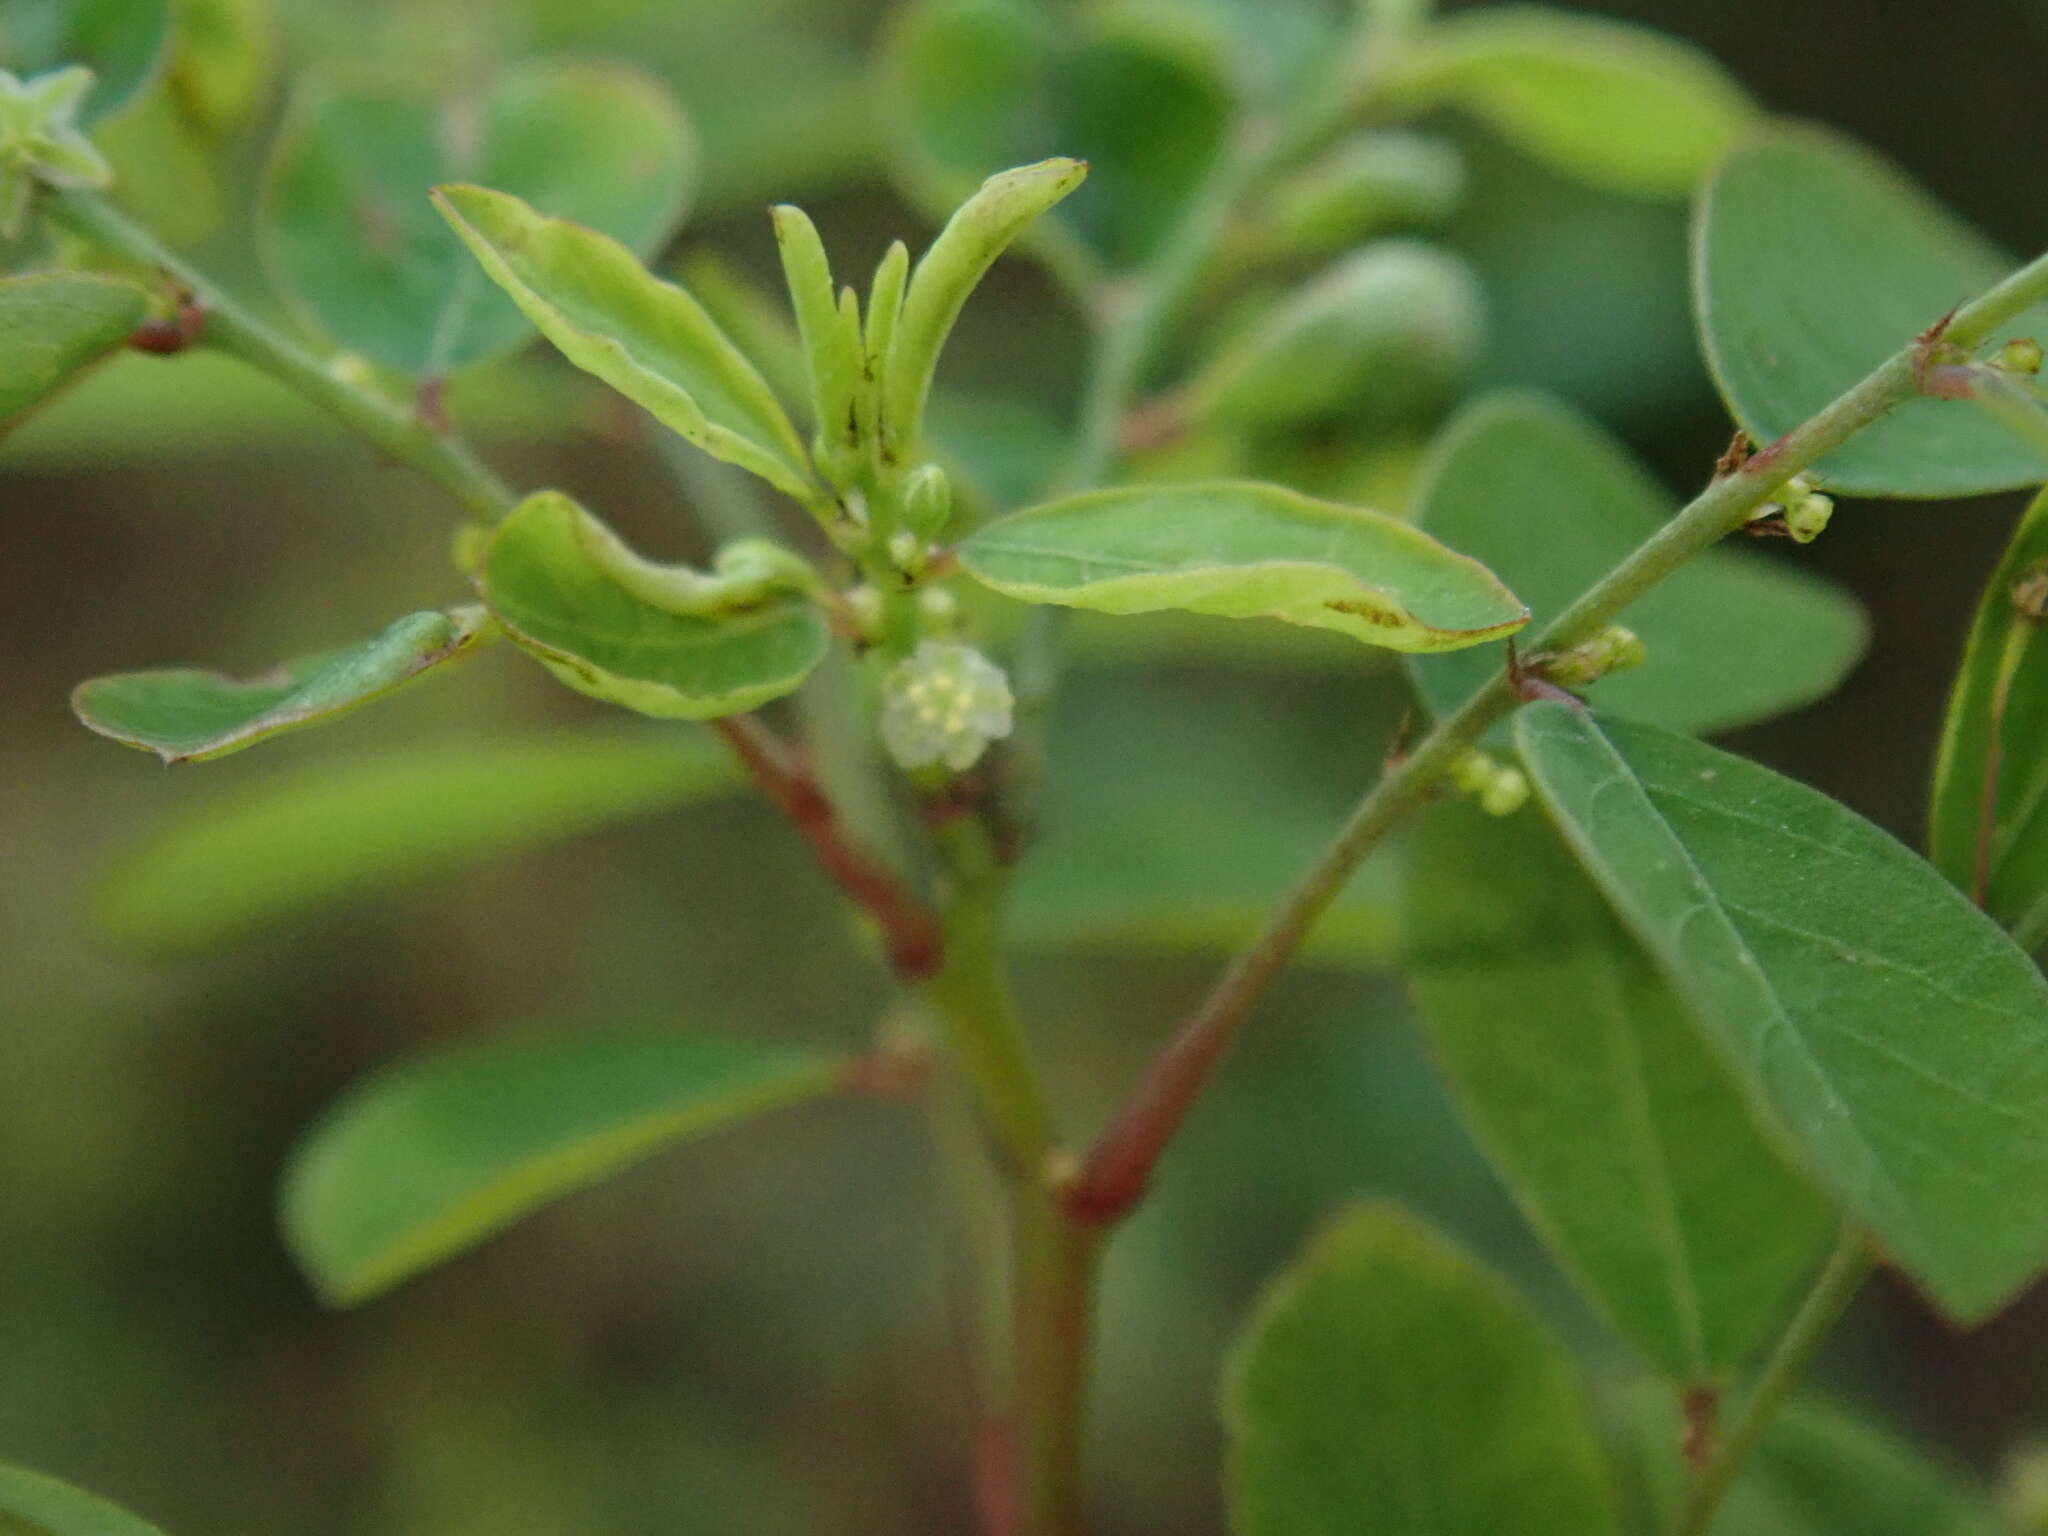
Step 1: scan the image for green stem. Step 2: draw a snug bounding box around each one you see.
[1677,1225,1873,1536]
[921,817,1057,1176]
[1010,1190,1103,1536]
[1067,243,2048,1225]
[50,190,517,524]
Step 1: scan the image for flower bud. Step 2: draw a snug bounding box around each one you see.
[1448,750,1528,817]
[902,463,954,540]
[879,640,1014,773]
[1544,625,1647,686]
[1995,338,2045,376]
[1186,242,1483,431]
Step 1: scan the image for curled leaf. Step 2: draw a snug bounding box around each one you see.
[72,607,490,764]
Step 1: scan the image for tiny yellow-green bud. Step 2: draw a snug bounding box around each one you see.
[1546,625,1647,686]
[327,352,381,391]
[1478,767,1529,818]
[450,522,490,577]
[844,583,884,639]
[1783,482,1833,545]
[879,640,1014,773]
[887,528,926,576]
[1996,338,2045,376]
[917,586,959,629]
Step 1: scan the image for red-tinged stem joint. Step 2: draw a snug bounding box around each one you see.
[714,714,944,980]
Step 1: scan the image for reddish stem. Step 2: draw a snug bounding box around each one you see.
[713,715,943,979]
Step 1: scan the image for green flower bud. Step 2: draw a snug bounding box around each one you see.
[917,586,959,631]
[1545,625,1647,686]
[1478,766,1529,818]
[880,640,1014,773]
[0,67,113,238]
[1780,477,1833,544]
[1266,132,1467,255]
[887,528,927,577]
[1448,749,1527,816]
[902,462,954,540]
[1187,242,1483,431]
[1995,338,2045,376]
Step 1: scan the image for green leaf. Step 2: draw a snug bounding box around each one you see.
[0,0,172,120]
[1409,394,1868,734]
[1930,487,2048,943]
[881,0,1232,271]
[90,728,738,956]
[1626,1392,2002,1536]
[1516,703,2048,1323]
[1224,1201,1620,1536]
[0,1462,167,1536]
[72,606,489,764]
[1406,799,1834,1379]
[281,1029,842,1304]
[481,491,828,719]
[1011,679,1402,964]
[263,59,695,376]
[1381,5,1755,197]
[1694,126,2048,498]
[0,271,145,431]
[881,156,1086,456]
[959,480,1529,653]
[434,184,815,501]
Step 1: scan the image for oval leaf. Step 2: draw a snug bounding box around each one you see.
[1010,678,1402,963]
[1380,5,1755,197]
[1929,486,2048,943]
[92,729,739,956]
[0,271,147,431]
[1516,703,2048,1323]
[1224,1201,1619,1536]
[960,481,1528,652]
[881,0,1232,271]
[1409,393,1867,734]
[1407,799,1835,1379]
[262,59,694,375]
[0,0,172,120]
[1695,127,2048,498]
[482,492,828,719]
[72,606,489,764]
[281,1029,842,1304]
[434,184,815,501]
[0,1463,168,1536]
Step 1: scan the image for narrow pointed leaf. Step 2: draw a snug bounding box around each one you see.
[0,271,148,431]
[434,185,815,500]
[1410,394,1867,733]
[261,59,694,374]
[91,729,739,956]
[1930,487,2048,943]
[1516,704,2048,1322]
[281,1030,843,1304]
[1407,799,1834,1379]
[960,481,1528,652]
[1379,6,1755,197]
[72,607,489,764]
[882,156,1086,453]
[1224,1202,1619,1536]
[0,1462,168,1536]
[1695,127,2048,497]
[481,492,828,719]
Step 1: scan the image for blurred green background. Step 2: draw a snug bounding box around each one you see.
[9,0,2048,1530]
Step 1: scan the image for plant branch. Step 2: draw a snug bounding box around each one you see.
[1064,245,2048,1226]
[711,713,943,981]
[48,190,517,524]
[1677,1225,1873,1536]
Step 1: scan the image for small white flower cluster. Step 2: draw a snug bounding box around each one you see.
[879,640,1014,773]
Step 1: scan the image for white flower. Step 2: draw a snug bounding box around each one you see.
[879,640,1014,772]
